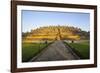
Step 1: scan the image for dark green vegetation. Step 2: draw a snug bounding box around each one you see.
[65,40,90,59]
[22,43,50,62]
[22,32,30,38]
[78,31,90,39]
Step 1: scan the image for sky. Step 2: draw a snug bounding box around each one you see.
[22,10,90,32]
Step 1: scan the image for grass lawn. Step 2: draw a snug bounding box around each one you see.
[22,43,50,62]
[66,41,90,59]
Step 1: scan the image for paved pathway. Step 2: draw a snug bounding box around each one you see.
[30,40,80,62]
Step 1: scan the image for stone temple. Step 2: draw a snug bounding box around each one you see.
[23,26,82,43]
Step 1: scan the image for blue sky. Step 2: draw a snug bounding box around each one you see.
[22,10,90,32]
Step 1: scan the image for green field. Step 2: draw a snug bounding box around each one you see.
[66,40,90,59]
[22,43,50,62]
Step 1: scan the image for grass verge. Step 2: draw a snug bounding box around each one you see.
[22,42,51,62]
[65,41,90,59]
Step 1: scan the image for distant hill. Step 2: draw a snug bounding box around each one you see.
[22,26,89,43]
